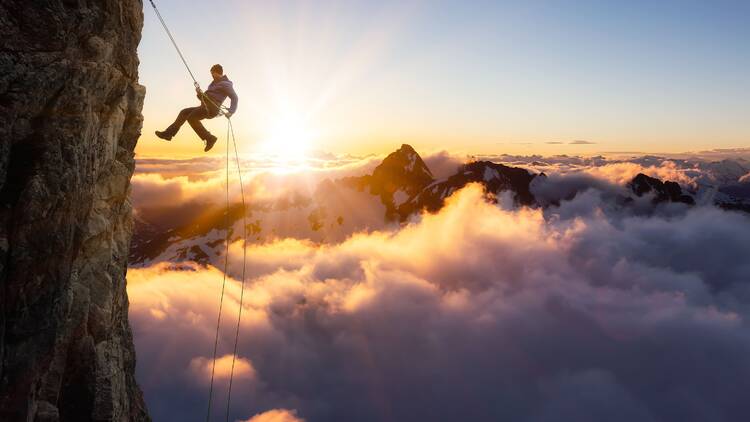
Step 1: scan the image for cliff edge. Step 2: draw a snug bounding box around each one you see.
[0,1,149,420]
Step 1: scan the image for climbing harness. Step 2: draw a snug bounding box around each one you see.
[147,1,249,421]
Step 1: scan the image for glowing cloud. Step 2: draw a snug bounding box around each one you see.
[242,409,304,422]
[129,183,750,421]
[189,354,256,383]
[584,161,698,187]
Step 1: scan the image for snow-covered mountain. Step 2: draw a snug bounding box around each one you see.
[129,145,748,267]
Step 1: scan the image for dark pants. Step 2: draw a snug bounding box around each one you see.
[164,103,219,140]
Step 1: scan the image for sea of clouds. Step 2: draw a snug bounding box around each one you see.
[128,150,750,422]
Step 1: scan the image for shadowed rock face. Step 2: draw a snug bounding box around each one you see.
[0,1,149,421]
[629,173,695,205]
[343,144,435,220]
[399,161,537,219]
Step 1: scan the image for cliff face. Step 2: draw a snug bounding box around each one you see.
[0,1,149,420]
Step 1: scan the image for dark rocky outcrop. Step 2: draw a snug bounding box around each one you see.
[368,144,435,197]
[0,1,149,420]
[400,161,537,218]
[629,173,695,205]
[343,144,435,219]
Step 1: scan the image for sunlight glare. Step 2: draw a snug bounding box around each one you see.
[260,114,315,161]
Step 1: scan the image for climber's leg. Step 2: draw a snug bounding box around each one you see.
[186,107,219,152]
[156,106,201,140]
[187,107,213,141]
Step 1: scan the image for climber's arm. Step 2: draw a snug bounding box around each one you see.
[226,85,238,114]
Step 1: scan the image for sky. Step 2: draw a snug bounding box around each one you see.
[137,0,750,158]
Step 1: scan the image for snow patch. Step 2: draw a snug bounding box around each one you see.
[483,167,500,182]
[393,189,409,207]
[405,153,417,172]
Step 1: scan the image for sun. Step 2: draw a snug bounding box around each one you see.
[260,115,315,160]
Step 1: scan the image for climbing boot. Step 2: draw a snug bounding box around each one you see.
[155,130,172,141]
[204,134,218,152]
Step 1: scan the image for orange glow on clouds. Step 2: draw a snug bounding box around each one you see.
[128,179,750,421]
[189,354,256,383]
[241,409,305,422]
[584,161,698,188]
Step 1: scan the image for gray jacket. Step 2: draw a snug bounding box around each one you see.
[199,75,238,114]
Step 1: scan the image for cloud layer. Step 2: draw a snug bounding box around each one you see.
[129,183,750,422]
[243,409,304,422]
[131,153,383,210]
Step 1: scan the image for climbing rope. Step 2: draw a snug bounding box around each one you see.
[147,0,200,88]
[147,0,230,114]
[206,119,232,422]
[146,2,249,421]
[224,118,248,421]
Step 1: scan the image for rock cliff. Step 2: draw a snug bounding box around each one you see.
[0,1,149,420]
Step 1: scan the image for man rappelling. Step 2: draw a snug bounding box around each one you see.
[155,64,238,152]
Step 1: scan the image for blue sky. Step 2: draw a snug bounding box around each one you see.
[138,0,750,156]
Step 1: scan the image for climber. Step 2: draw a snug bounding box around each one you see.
[155,64,238,152]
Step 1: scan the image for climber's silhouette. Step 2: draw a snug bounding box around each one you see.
[155,64,238,152]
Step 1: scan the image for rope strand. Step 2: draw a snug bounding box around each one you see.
[147,0,200,87]
[146,3,248,420]
[224,119,248,421]
[205,116,233,422]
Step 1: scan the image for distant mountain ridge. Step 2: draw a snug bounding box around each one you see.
[130,145,747,267]
[629,173,695,205]
[399,160,537,218]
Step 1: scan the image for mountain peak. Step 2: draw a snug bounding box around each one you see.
[370,144,434,196]
[382,144,432,174]
[399,143,417,153]
[629,173,695,205]
[336,145,435,220]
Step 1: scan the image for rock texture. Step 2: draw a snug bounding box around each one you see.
[343,144,435,220]
[629,173,695,205]
[0,1,149,421]
[400,160,537,218]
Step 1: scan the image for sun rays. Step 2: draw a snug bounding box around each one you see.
[258,113,316,163]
